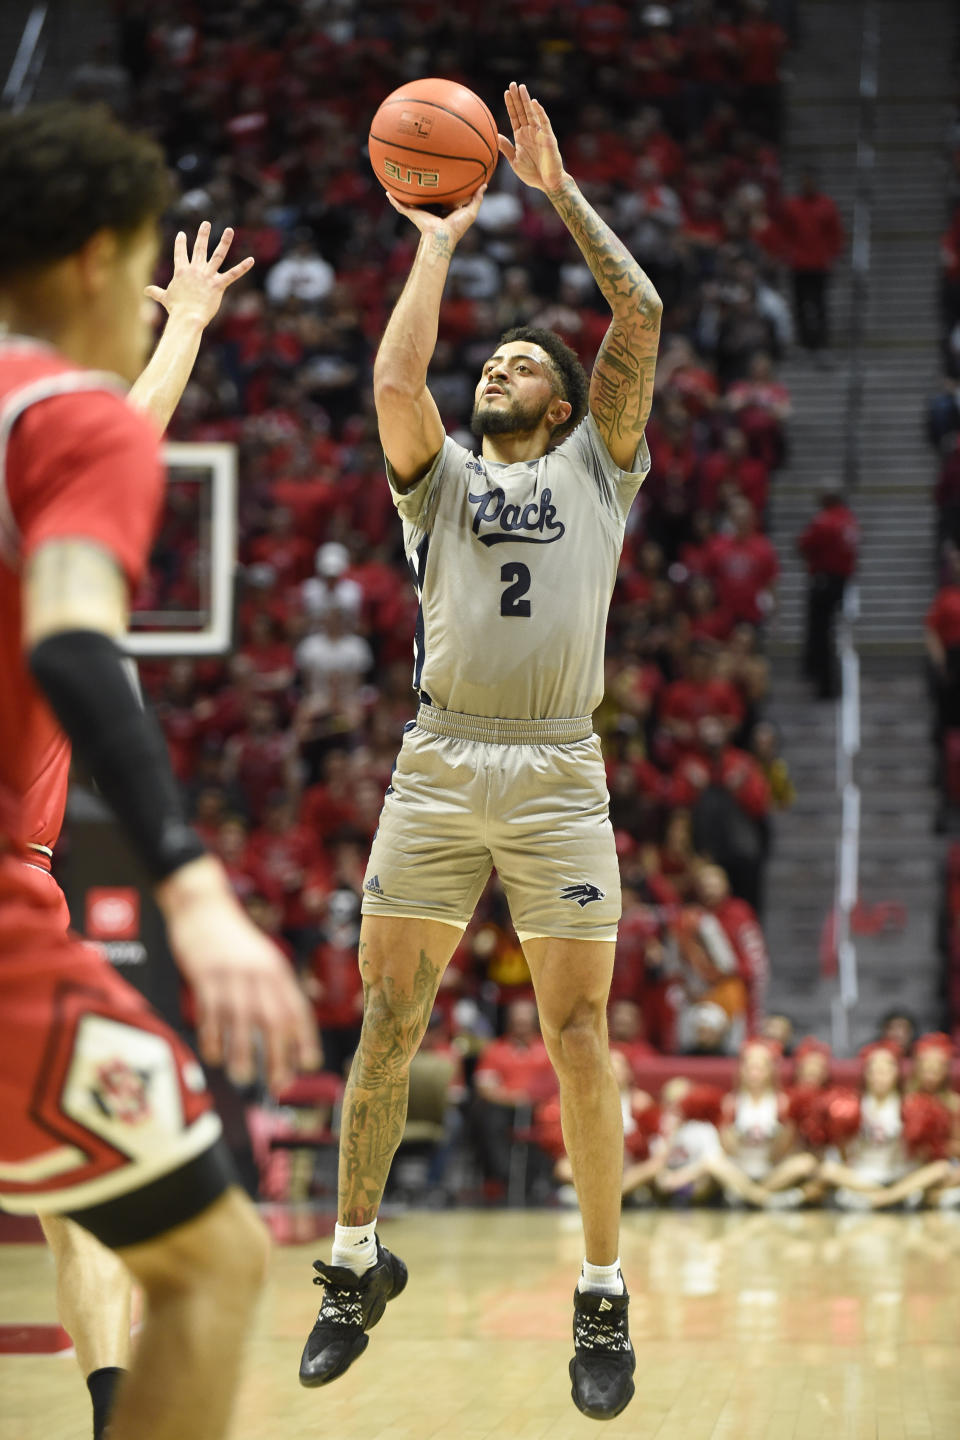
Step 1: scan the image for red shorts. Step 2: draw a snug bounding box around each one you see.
[0,859,223,1219]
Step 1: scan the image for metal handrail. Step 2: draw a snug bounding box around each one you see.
[831,584,861,1053]
[2,4,48,112]
[842,0,878,494]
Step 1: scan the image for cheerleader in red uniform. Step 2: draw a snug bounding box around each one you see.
[783,1038,833,1200]
[819,1042,953,1209]
[709,1039,818,1205]
[637,1078,727,1204]
[537,1050,660,1204]
[908,1033,960,1206]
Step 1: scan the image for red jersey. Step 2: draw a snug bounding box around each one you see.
[927,586,960,649]
[797,505,859,578]
[706,533,779,625]
[474,1037,556,1103]
[0,342,162,893]
[780,193,845,272]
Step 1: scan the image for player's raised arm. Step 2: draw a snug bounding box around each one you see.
[128,220,253,432]
[373,185,485,489]
[499,82,662,471]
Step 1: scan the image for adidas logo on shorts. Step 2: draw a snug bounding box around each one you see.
[364,874,384,896]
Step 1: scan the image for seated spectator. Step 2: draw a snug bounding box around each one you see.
[725,351,791,469]
[706,495,779,627]
[677,718,771,910]
[246,505,315,587]
[240,611,296,696]
[471,999,556,1201]
[302,540,364,623]
[749,720,796,811]
[685,863,769,1037]
[760,1013,795,1055]
[265,228,335,304]
[608,998,657,1079]
[679,1000,735,1056]
[657,643,745,756]
[296,607,373,705]
[223,695,298,823]
[685,574,734,644]
[154,657,203,781]
[247,791,329,936]
[305,888,365,1078]
[697,427,771,519]
[213,814,273,906]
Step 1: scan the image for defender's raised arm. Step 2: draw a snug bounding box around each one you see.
[499,83,662,471]
[129,221,253,432]
[373,186,485,489]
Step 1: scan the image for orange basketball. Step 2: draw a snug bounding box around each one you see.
[368,78,499,207]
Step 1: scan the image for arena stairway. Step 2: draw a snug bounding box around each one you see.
[764,0,953,1045]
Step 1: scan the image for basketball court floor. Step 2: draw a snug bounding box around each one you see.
[3,1208,959,1439]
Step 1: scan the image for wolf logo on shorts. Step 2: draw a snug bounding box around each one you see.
[560,883,606,909]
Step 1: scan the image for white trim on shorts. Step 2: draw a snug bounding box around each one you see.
[516,929,619,946]
[0,1111,222,1216]
[359,907,466,933]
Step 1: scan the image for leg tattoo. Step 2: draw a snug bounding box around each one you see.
[338,949,441,1225]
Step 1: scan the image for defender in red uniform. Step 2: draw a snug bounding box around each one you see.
[0,104,317,1440]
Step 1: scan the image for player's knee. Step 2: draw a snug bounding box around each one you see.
[357,981,427,1070]
[549,1003,608,1076]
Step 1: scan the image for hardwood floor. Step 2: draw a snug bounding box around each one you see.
[3,1208,960,1438]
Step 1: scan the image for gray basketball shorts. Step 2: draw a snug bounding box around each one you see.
[361,712,621,943]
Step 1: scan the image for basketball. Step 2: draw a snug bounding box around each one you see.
[368,78,499,208]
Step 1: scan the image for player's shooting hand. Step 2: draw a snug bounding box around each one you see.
[498,82,566,194]
[157,856,320,1093]
[145,220,254,328]
[386,183,487,247]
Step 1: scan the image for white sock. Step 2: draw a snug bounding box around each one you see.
[578,1257,624,1296]
[331,1220,378,1276]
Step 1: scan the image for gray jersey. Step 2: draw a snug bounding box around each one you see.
[387,415,650,719]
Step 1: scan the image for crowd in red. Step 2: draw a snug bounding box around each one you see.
[100,0,822,1101]
[930,101,960,1029]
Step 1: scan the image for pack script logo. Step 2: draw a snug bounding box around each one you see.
[467,486,566,546]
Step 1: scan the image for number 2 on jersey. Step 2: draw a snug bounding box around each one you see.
[500,562,531,618]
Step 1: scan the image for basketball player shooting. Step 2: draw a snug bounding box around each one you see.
[299,82,661,1422]
[0,103,318,1440]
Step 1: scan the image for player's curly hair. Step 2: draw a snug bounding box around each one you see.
[0,103,170,282]
[498,325,589,439]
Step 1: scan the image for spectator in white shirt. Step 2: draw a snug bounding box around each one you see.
[302,541,363,622]
[296,607,372,704]
[266,229,335,305]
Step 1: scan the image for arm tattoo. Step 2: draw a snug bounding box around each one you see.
[549,179,662,449]
[338,948,442,1226]
[430,231,453,263]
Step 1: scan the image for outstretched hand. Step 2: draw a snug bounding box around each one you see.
[146,220,254,328]
[386,183,487,247]
[498,82,566,194]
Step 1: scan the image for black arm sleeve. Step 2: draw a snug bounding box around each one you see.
[29,629,206,882]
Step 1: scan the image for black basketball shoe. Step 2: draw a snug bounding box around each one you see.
[569,1284,636,1421]
[298,1237,408,1387]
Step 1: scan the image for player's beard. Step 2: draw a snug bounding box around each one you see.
[470,392,553,438]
